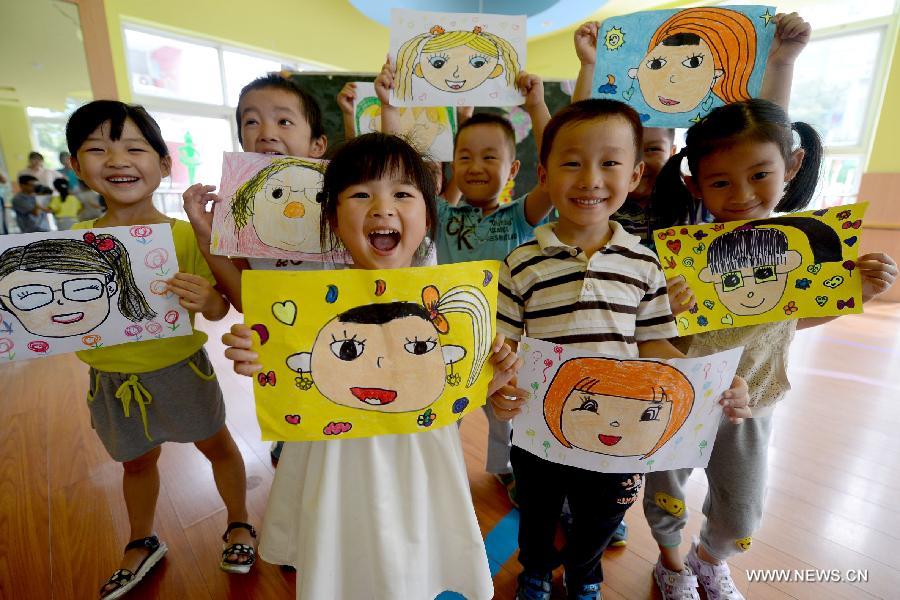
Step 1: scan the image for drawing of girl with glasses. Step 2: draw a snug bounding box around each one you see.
[0,232,155,338]
[230,157,328,254]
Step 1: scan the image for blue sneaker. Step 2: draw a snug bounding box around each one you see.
[565,580,601,600]
[516,572,552,600]
[608,520,628,547]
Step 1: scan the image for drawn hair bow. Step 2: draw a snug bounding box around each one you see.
[422,285,449,333]
[837,298,855,310]
[83,232,116,252]
[257,370,277,386]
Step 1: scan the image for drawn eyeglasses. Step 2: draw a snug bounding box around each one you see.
[2,277,106,311]
[263,184,322,205]
[720,265,778,292]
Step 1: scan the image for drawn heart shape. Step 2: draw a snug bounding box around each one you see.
[844,236,858,247]
[284,414,301,425]
[250,324,270,345]
[703,299,715,310]
[490,91,499,99]
[272,300,297,326]
[807,263,822,275]
[815,295,828,307]
[622,87,635,100]
[720,314,734,326]
[666,239,682,254]
[823,275,844,289]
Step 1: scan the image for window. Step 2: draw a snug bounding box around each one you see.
[122,24,334,218]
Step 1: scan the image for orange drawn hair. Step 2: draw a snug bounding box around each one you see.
[647,7,757,104]
[544,358,694,458]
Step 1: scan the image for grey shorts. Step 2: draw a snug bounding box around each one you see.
[87,349,226,462]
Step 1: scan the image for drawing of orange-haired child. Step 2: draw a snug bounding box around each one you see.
[543,357,694,459]
[627,7,757,114]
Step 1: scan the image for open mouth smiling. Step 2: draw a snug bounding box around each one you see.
[368,229,401,254]
[51,312,85,324]
[350,387,398,406]
[445,79,466,90]
[597,434,622,446]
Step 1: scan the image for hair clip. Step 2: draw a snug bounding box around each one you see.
[430,25,445,35]
[473,26,483,33]
[422,285,449,334]
[83,232,115,252]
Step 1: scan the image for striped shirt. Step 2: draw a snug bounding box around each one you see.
[498,222,677,358]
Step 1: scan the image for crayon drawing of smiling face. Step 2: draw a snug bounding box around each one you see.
[0,269,115,338]
[544,358,693,459]
[288,302,465,413]
[632,35,722,113]
[231,158,326,254]
[418,44,501,93]
[699,228,801,316]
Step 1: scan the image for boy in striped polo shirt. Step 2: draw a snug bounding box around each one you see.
[490,100,750,600]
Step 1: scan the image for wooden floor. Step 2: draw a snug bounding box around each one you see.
[2,302,899,599]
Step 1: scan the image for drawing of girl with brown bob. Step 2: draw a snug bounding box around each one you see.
[628,7,757,114]
[544,357,694,459]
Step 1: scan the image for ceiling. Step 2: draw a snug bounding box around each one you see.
[348,0,608,37]
[0,0,91,110]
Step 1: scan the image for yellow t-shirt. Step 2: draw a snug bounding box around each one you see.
[49,195,83,219]
[73,219,216,373]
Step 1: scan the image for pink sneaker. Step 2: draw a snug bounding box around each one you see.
[653,558,700,600]
[685,541,744,600]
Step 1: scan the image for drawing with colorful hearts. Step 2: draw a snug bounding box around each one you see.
[243,261,499,441]
[512,336,742,473]
[654,203,867,335]
[390,8,526,108]
[210,152,349,262]
[592,5,775,128]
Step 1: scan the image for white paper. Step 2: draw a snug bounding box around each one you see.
[0,225,191,361]
[512,336,743,473]
[389,8,526,108]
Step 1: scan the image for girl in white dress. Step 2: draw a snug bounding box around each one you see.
[223,132,523,599]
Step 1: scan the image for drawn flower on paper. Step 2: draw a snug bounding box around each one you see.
[81,334,102,348]
[144,248,169,270]
[145,322,163,337]
[164,310,179,324]
[149,280,169,296]
[417,408,437,427]
[446,372,462,386]
[294,375,314,391]
[129,225,153,243]
[27,340,50,353]
[124,324,143,337]
[0,338,14,354]
[783,301,798,315]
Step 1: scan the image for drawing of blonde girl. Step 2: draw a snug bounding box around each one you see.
[356,99,454,157]
[286,283,491,413]
[627,7,757,114]
[230,157,327,253]
[0,232,155,338]
[543,357,694,458]
[395,25,520,100]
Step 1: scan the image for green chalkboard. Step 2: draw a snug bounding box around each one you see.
[288,72,574,194]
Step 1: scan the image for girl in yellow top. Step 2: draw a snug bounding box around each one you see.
[49,177,82,230]
[63,100,255,599]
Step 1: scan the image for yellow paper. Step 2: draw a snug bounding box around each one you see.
[243,261,499,441]
[653,204,866,336]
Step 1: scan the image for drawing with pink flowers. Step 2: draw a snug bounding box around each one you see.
[0,226,190,361]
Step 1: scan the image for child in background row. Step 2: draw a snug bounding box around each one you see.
[222,132,524,600]
[375,56,553,503]
[645,99,896,600]
[490,99,750,600]
[60,100,255,599]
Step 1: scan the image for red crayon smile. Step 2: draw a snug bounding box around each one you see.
[658,96,680,106]
[350,387,398,406]
[597,434,622,446]
[51,312,85,324]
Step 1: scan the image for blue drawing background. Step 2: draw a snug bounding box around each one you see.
[592,5,775,128]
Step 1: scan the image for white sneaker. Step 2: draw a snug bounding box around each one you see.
[685,541,745,600]
[653,558,700,600]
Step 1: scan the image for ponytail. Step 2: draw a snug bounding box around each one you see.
[650,148,697,231]
[92,234,157,322]
[776,121,823,213]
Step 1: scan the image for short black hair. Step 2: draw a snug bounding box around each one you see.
[235,74,325,145]
[338,302,430,325]
[18,174,38,186]
[454,112,517,157]
[66,101,168,158]
[28,151,43,161]
[318,132,437,255]
[540,99,643,165]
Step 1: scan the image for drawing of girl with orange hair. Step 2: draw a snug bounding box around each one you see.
[543,357,694,459]
[395,25,520,100]
[627,7,757,114]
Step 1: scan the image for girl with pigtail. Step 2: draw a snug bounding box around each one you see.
[395,24,521,101]
[60,100,257,599]
[644,98,897,600]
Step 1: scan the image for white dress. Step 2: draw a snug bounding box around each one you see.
[259,425,494,600]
